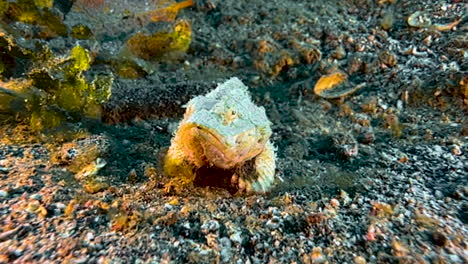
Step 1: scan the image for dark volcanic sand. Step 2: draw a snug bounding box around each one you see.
[0,0,467,263]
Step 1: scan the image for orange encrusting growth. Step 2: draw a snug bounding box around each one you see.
[145,0,194,22]
[314,71,347,96]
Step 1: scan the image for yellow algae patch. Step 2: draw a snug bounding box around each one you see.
[126,20,191,61]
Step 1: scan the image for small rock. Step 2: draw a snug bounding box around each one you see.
[0,190,8,198]
[447,254,463,263]
[30,193,42,201]
[310,247,326,263]
[265,216,281,230]
[219,237,232,262]
[55,202,66,210]
[219,237,231,248]
[451,145,462,156]
[407,11,432,28]
[340,190,352,205]
[201,220,220,233]
[433,145,443,155]
[379,50,397,67]
[331,45,346,60]
[229,231,243,244]
[0,227,20,242]
[127,169,138,183]
[354,256,366,264]
[432,231,448,247]
[396,100,403,110]
[10,247,23,258]
[206,233,218,248]
[220,248,232,263]
[168,198,179,206]
[164,203,174,210]
[85,231,95,242]
[268,207,280,216]
[330,198,340,208]
[74,256,89,264]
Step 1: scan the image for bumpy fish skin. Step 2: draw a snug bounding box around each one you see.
[164,77,276,193]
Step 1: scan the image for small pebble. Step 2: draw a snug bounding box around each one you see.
[311,247,326,263]
[330,198,340,208]
[396,100,403,110]
[433,145,443,154]
[266,216,281,230]
[219,237,231,248]
[451,145,462,156]
[74,256,89,264]
[85,232,95,242]
[164,204,174,210]
[55,202,66,210]
[448,254,463,263]
[0,190,8,198]
[30,193,42,201]
[354,256,367,264]
[201,220,220,233]
[434,190,444,199]
[220,248,232,263]
[230,232,243,244]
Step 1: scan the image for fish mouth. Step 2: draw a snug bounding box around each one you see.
[193,126,262,169]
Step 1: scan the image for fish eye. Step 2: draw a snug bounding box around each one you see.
[222,108,239,125]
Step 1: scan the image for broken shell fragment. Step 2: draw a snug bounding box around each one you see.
[314,71,347,95]
[407,11,461,31]
[407,11,432,28]
[433,18,462,31]
[314,71,365,99]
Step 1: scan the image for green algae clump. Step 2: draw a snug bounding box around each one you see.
[126,19,192,61]
[3,0,67,37]
[33,0,53,9]
[0,44,113,132]
[71,24,93,39]
[0,1,9,17]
